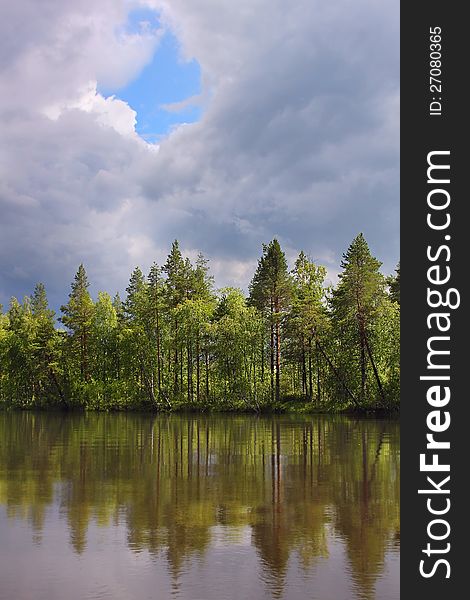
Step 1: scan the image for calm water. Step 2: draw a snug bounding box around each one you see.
[0,412,399,600]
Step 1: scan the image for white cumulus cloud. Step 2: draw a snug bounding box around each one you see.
[0,0,399,310]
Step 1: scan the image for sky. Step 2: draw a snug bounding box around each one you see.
[0,0,399,311]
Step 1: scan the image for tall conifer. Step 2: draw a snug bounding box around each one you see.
[249,239,290,403]
[331,234,386,404]
[60,264,94,380]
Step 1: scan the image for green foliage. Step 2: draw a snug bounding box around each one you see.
[60,264,94,382]
[0,236,400,412]
[249,239,291,403]
[330,234,391,408]
[387,262,400,304]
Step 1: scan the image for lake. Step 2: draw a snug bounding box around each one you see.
[0,412,399,600]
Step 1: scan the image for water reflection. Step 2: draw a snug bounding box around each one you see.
[0,413,399,600]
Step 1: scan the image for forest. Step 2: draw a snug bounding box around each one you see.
[0,234,400,412]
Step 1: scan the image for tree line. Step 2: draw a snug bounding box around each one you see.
[0,234,400,412]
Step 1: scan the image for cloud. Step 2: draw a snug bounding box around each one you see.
[43,81,141,139]
[0,0,399,311]
[160,93,205,114]
[0,1,161,113]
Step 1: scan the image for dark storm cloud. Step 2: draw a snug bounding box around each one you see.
[0,0,399,311]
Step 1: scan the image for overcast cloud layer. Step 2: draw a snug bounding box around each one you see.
[0,0,399,310]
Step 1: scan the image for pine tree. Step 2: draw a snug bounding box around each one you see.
[163,241,187,306]
[193,253,214,299]
[189,253,214,404]
[249,239,291,403]
[30,283,64,405]
[148,262,165,399]
[163,241,190,396]
[289,252,328,401]
[388,262,400,304]
[32,283,55,321]
[124,267,146,322]
[331,234,386,405]
[60,264,94,381]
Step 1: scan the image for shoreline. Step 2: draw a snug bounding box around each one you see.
[0,403,399,417]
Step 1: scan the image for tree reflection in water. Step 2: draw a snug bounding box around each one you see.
[0,412,399,600]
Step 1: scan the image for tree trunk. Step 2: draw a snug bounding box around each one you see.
[187,340,192,404]
[156,308,162,394]
[205,350,210,400]
[196,331,200,403]
[180,341,184,395]
[315,337,362,409]
[308,338,313,401]
[301,343,307,396]
[270,301,275,403]
[48,366,67,408]
[364,333,387,406]
[253,348,257,405]
[316,341,321,405]
[359,325,366,401]
[261,338,265,382]
[275,316,281,403]
[174,317,179,393]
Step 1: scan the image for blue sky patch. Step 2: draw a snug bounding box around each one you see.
[99,9,202,142]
